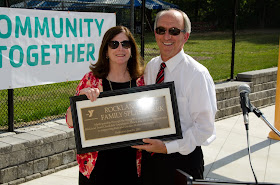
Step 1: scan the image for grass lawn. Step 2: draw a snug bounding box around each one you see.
[0,29,279,128]
[0,81,78,128]
[140,29,279,82]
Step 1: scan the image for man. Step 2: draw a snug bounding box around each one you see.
[132,9,217,185]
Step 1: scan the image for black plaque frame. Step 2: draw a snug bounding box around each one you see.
[70,82,182,154]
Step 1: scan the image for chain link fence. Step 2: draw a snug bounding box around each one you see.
[0,0,160,131]
[1,1,279,131]
[0,82,79,130]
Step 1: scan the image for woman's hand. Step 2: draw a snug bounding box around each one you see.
[79,88,100,102]
[66,88,99,127]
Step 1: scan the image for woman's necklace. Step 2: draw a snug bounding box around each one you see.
[108,79,131,91]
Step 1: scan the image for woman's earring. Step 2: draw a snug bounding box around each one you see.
[106,56,109,59]
[130,55,132,58]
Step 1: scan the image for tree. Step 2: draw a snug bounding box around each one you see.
[164,0,280,29]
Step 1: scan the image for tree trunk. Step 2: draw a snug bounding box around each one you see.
[258,0,266,28]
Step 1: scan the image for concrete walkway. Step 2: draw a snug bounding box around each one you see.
[203,105,280,184]
[20,105,280,184]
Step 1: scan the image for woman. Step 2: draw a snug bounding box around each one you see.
[66,26,144,185]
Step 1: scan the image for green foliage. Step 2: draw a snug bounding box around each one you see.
[163,0,280,29]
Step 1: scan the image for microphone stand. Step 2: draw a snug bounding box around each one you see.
[238,84,279,184]
[241,101,258,184]
[251,106,280,137]
[243,104,280,185]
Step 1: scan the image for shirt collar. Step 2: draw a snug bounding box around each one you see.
[161,49,185,72]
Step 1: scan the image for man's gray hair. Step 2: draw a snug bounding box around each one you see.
[154,9,191,34]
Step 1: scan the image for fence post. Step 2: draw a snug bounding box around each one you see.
[5,0,13,133]
[61,1,65,10]
[230,0,238,80]
[130,0,135,34]
[8,89,14,132]
[4,0,9,7]
[141,0,145,59]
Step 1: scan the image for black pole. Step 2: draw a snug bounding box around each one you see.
[8,89,14,132]
[4,0,10,7]
[130,0,135,34]
[5,0,14,132]
[230,0,238,80]
[141,0,145,59]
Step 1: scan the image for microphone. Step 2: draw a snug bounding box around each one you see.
[238,84,252,125]
[238,84,259,184]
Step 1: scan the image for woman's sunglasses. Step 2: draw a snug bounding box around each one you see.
[108,40,132,49]
[155,27,186,36]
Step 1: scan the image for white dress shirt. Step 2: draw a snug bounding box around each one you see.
[144,49,217,155]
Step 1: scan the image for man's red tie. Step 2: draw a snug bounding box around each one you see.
[156,62,166,84]
[151,62,166,156]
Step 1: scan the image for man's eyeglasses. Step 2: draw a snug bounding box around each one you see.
[108,40,132,49]
[155,27,186,36]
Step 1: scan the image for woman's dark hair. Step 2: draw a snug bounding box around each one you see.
[90,26,144,79]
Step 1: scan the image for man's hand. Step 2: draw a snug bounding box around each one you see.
[132,138,167,154]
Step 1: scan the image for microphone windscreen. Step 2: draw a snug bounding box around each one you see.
[238,84,251,93]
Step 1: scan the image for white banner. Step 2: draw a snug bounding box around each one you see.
[0,7,116,90]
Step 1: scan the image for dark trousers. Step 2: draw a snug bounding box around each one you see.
[79,171,140,185]
[141,146,204,185]
[78,147,139,185]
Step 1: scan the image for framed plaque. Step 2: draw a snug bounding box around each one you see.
[70,82,182,154]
